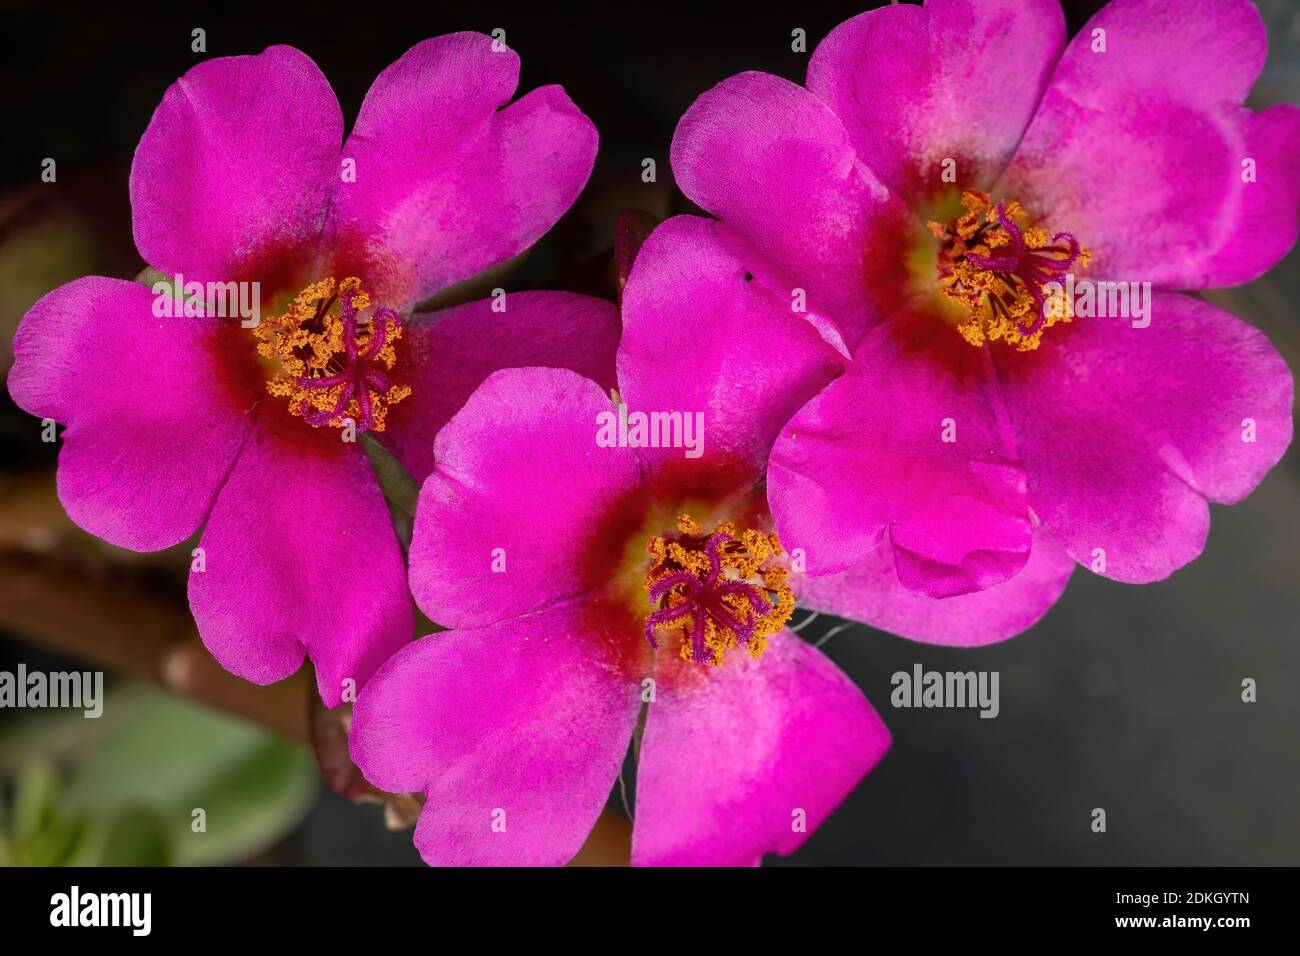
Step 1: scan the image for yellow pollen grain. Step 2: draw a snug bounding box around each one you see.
[645,513,797,667]
[253,276,411,432]
[928,191,1089,352]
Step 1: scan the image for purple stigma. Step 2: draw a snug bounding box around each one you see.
[295,286,403,433]
[962,201,1085,338]
[644,532,777,664]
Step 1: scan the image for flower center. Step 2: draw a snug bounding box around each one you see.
[928,191,1090,351]
[643,514,795,666]
[254,276,411,433]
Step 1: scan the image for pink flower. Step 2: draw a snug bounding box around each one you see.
[668,0,1296,626]
[349,255,894,865]
[620,216,1077,646]
[7,34,613,704]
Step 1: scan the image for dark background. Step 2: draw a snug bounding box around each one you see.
[1,0,1296,865]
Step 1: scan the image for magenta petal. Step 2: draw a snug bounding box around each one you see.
[808,0,1065,201]
[131,46,343,285]
[796,528,1073,647]
[1002,293,1293,583]
[410,367,642,630]
[8,277,251,551]
[1196,103,1300,286]
[999,0,1299,288]
[631,629,890,866]
[383,292,620,484]
[617,216,842,470]
[768,307,1031,596]
[330,33,597,310]
[350,604,640,866]
[188,428,412,706]
[670,70,913,348]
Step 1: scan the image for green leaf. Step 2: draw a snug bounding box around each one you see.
[12,760,59,843]
[54,687,318,865]
[1,687,318,867]
[363,432,420,517]
[5,761,87,866]
[97,808,173,866]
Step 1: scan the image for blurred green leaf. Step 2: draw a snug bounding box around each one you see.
[4,761,87,866]
[98,808,172,866]
[0,193,101,363]
[1,686,318,866]
[12,760,59,843]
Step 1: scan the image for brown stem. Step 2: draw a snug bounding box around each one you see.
[0,550,312,743]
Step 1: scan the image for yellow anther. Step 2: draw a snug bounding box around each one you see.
[253,276,410,432]
[928,191,1090,352]
[644,514,796,666]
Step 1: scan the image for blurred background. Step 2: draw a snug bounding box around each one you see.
[0,0,1296,865]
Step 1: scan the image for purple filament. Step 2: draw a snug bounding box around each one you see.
[963,201,1083,338]
[295,286,402,432]
[644,533,775,663]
